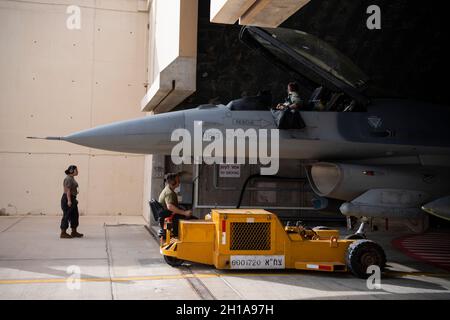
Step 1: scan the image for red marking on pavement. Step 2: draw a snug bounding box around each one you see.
[392,232,450,271]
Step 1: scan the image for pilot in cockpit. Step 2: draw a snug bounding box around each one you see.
[276,82,303,110]
[272,82,306,130]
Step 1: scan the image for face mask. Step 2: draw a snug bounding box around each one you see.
[174,186,181,193]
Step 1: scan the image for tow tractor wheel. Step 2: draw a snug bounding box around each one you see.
[346,240,386,279]
[163,255,184,267]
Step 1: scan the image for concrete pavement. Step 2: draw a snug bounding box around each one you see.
[0,216,449,300]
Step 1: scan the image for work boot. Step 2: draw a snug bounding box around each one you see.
[60,229,72,239]
[71,228,84,238]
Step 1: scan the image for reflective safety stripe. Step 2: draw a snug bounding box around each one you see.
[306,264,332,271]
[319,265,333,271]
[221,220,226,245]
[222,232,226,245]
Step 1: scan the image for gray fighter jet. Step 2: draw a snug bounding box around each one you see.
[30,26,450,231]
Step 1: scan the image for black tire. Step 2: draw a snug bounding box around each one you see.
[163,255,184,267]
[313,226,331,230]
[346,240,386,279]
[345,233,366,240]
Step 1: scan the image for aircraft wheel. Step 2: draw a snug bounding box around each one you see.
[163,255,184,267]
[346,240,386,279]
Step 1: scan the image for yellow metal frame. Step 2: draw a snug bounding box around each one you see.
[160,209,356,273]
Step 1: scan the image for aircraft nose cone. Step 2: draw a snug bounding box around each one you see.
[422,196,450,221]
[64,112,185,154]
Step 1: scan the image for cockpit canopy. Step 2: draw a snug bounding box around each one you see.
[240,26,370,105]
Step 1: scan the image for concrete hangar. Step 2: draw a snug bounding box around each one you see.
[1,0,450,300]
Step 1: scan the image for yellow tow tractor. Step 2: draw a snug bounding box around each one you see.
[160,209,386,279]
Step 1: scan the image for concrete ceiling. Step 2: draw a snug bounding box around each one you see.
[210,0,310,27]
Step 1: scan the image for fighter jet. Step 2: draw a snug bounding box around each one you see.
[30,26,450,232]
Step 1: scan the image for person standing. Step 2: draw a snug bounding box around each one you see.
[60,165,83,239]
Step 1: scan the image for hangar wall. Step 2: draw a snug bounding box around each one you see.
[0,0,148,216]
[157,159,343,224]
